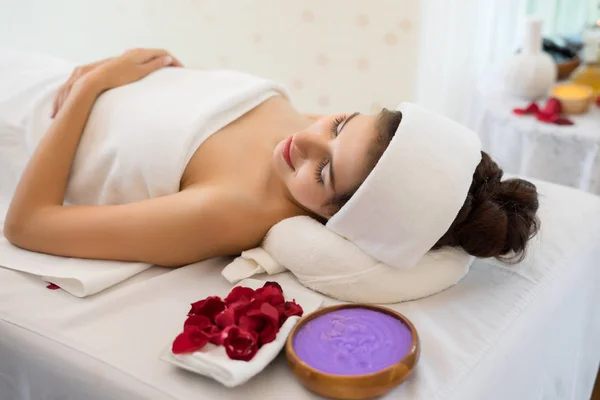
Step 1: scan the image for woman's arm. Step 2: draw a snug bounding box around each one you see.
[5,188,265,267]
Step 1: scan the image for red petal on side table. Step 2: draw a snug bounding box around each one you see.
[513,102,540,115]
[541,97,562,115]
[536,111,559,123]
[46,283,61,290]
[554,117,574,126]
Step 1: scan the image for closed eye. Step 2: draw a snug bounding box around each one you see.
[326,112,359,190]
[315,159,328,184]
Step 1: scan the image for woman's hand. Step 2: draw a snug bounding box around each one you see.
[52,48,182,118]
[90,48,182,92]
[51,57,112,118]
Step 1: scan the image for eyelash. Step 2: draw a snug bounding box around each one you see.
[315,159,328,184]
[331,115,346,136]
[315,115,347,184]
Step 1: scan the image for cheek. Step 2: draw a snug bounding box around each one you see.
[287,168,325,211]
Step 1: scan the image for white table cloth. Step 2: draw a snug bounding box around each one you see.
[467,86,600,196]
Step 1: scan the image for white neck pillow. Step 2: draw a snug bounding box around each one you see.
[222,216,473,304]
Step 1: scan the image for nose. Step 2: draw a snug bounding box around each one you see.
[293,130,329,160]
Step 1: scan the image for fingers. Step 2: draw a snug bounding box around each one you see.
[169,56,184,67]
[128,48,170,63]
[52,89,64,119]
[58,87,69,112]
[52,85,69,118]
[125,48,183,67]
[51,90,60,118]
[140,55,174,75]
[51,80,75,118]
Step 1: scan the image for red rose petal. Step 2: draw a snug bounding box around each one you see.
[262,281,283,293]
[554,117,574,126]
[255,286,285,306]
[205,325,223,345]
[541,97,562,115]
[595,96,599,107]
[172,326,210,354]
[513,102,539,116]
[175,283,300,359]
[183,315,212,331]
[224,286,256,306]
[183,315,222,344]
[245,302,280,345]
[239,315,260,333]
[188,296,226,322]
[222,326,259,361]
[215,308,236,329]
[276,300,304,327]
[536,111,559,123]
[247,302,280,323]
[46,283,61,290]
[225,299,253,323]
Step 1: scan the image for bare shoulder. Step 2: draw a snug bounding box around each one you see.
[184,186,278,254]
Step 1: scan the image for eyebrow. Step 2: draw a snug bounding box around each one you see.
[329,112,359,191]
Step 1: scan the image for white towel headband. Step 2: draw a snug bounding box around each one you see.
[326,102,482,270]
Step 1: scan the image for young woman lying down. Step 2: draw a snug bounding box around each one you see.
[3,48,539,268]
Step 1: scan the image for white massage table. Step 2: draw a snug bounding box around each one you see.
[1,177,600,400]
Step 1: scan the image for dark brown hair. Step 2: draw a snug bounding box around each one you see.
[329,108,540,262]
[432,151,540,262]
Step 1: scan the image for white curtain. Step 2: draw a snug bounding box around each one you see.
[415,0,527,123]
[527,0,591,36]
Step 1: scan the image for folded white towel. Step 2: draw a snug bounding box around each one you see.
[160,279,323,387]
[0,201,149,296]
[1,198,149,297]
[0,236,150,297]
[222,216,474,304]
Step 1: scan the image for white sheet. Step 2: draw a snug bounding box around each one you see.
[1,178,599,400]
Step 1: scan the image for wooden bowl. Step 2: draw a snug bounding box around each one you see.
[551,83,594,114]
[557,55,580,81]
[285,304,420,400]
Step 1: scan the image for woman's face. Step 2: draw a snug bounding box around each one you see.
[273,112,381,219]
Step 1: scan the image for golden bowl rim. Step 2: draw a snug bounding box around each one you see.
[551,83,594,100]
[285,303,420,381]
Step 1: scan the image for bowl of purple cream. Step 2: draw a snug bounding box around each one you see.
[285,304,420,400]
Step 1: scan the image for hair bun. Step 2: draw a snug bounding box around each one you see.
[434,152,540,262]
[494,178,540,258]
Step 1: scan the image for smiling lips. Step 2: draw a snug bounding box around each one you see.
[283,136,294,170]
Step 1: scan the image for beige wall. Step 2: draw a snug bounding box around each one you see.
[0,0,420,114]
